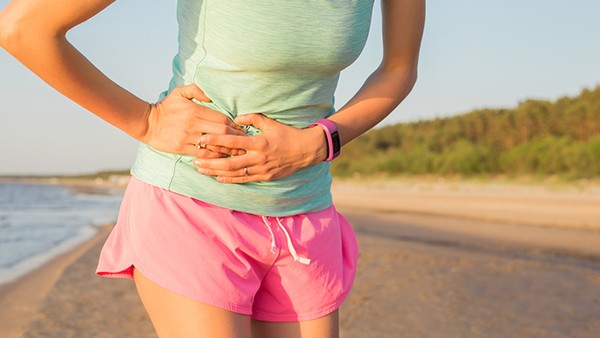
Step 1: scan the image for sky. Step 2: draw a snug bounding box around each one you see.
[1,0,599,175]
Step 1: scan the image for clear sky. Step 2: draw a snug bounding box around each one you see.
[1,0,599,175]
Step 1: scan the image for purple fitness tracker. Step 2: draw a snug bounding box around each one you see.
[310,118,341,162]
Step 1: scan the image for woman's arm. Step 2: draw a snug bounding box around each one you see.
[327,0,425,145]
[194,0,426,183]
[0,0,244,157]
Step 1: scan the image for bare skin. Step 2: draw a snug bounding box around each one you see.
[0,0,425,336]
[251,313,339,338]
[134,268,339,338]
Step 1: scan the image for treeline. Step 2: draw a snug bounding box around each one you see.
[331,86,600,179]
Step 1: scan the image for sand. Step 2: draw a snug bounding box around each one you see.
[2,179,599,337]
[0,225,114,337]
[331,178,600,230]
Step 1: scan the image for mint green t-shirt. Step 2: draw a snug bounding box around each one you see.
[131,0,375,216]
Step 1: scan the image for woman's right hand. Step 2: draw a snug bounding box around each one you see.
[140,84,247,159]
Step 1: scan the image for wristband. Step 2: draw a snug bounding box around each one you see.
[310,118,341,162]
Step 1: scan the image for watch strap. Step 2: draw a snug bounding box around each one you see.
[310,118,341,162]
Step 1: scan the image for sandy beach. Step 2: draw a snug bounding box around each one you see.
[1,178,599,337]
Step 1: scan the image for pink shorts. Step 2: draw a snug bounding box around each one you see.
[96,177,358,322]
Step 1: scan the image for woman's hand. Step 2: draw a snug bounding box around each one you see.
[140,84,247,159]
[193,114,328,183]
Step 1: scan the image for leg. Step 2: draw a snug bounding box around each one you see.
[133,268,252,338]
[251,310,339,338]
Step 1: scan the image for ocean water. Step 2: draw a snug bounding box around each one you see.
[0,182,123,285]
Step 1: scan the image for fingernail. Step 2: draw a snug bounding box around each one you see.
[194,159,203,166]
[197,168,208,174]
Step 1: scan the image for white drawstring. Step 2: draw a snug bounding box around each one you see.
[275,217,312,265]
[261,216,311,265]
[261,216,277,254]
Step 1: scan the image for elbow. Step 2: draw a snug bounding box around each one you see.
[400,65,419,94]
[375,62,418,104]
[381,62,419,91]
[0,15,11,49]
[401,68,418,102]
[404,67,418,87]
[0,12,26,52]
[379,57,418,81]
[0,29,26,54]
[0,12,62,53]
[408,69,418,91]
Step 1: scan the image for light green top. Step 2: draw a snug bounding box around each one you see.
[132,0,374,216]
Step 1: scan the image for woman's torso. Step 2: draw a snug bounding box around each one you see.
[132,0,375,216]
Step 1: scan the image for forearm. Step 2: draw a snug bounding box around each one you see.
[329,0,425,148]
[0,1,150,140]
[328,65,417,147]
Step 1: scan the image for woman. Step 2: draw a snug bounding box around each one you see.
[0,0,424,337]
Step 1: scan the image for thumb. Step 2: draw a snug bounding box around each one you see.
[178,83,212,102]
[234,113,272,130]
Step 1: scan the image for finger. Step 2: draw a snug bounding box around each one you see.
[190,119,247,137]
[198,134,258,151]
[190,148,228,159]
[187,140,233,158]
[178,83,211,102]
[234,113,272,131]
[194,152,232,159]
[190,108,246,134]
[201,144,245,157]
[193,155,252,172]
[208,145,246,156]
[187,135,245,157]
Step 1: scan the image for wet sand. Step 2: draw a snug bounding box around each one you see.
[2,179,600,337]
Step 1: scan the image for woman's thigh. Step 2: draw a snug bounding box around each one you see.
[133,268,252,338]
[251,311,339,338]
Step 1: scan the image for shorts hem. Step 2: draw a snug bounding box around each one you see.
[251,289,352,322]
[97,262,254,316]
[96,266,134,280]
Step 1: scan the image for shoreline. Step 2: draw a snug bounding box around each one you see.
[0,224,113,338]
[0,180,124,287]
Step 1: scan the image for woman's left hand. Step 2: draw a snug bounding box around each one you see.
[193,114,327,183]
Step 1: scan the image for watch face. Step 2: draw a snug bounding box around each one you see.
[331,130,341,153]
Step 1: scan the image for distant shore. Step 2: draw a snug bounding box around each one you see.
[0,175,129,196]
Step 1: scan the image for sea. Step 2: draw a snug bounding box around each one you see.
[0,181,123,285]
